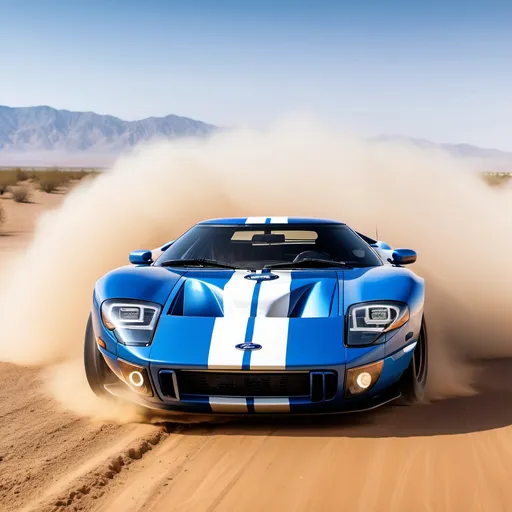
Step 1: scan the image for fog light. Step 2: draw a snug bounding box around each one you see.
[356,372,372,389]
[128,371,144,387]
[117,359,153,396]
[345,360,384,397]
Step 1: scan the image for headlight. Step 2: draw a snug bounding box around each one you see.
[346,301,409,346]
[101,299,161,346]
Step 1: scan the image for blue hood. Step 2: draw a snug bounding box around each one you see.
[149,269,344,369]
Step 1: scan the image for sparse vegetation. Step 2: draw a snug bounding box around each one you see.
[10,185,31,203]
[0,167,100,199]
[0,202,5,229]
[36,172,68,193]
[30,168,99,192]
[0,172,18,195]
[482,172,512,187]
[14,167,29,182]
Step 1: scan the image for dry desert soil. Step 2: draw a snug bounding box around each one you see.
[1,186,512,512]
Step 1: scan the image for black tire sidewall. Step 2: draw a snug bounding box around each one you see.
[84,313,109,396]
[398,318,428,405]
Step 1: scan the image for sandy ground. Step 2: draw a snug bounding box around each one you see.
[1,187,512,512]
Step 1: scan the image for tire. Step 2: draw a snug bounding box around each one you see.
[397,317,428,405]
[84,313,111,397]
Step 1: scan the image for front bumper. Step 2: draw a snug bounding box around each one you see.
[98,343,415,415]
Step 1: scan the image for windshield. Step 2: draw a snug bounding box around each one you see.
[155,224,381,269]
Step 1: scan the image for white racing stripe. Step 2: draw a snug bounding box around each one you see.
[222,270,256,317]
[250,271,292,370]
[249,318,290,370]
[256,270,292,317]
[208,316,248,369]
[245,216,267,224]
[207,267,293,373]
[209,397,248,413]
[208,271,255,369]
[254,398,290,413]
[270,217,288,224]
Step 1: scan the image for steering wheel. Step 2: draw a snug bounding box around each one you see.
[293,250,333,262]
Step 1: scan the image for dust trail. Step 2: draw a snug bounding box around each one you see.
[0,118,510,415]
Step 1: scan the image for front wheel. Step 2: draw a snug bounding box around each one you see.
[397,318,428,405]
[84,314,111,397]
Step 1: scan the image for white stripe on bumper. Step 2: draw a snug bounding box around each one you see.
[254,398,290,412]
[209,397,248,413]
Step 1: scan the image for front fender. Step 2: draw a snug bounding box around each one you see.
[341,266,424,365]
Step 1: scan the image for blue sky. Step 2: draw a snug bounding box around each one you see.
[1,0,511,149]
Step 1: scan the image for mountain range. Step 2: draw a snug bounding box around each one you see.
[1,105,511,169]
[0,105,216,165]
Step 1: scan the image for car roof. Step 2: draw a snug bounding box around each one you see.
[198,217,345,226]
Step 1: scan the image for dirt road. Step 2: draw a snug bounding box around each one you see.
[1,187,512,512]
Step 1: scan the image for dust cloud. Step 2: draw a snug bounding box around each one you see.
[0,118,510,415]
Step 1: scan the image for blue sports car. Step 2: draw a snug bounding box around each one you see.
[85,217,427,415]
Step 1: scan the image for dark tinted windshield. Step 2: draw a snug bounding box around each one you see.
[156,224,381,269]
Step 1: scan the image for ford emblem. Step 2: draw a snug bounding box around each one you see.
[244,273,279,281]
[235,342,262,351]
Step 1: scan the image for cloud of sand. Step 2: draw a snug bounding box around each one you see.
[0,118,511,414]
[44,359,148,422]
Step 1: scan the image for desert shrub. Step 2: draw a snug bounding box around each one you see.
[15,168,29,182]
[38,179,59,193]
[30,168,101,187]
[70,169,91,180]
[10,186,31,203]
[0,172,17,195]
[0,202,5,228]
[36,171,71,193]
[482,172,511,187]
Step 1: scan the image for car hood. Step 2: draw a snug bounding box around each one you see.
[149,269,346,368]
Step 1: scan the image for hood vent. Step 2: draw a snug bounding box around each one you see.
[288,281,335,318]
[168,274,337,318]
[168,280,224,317]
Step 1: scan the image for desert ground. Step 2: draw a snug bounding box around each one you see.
[1,177,512,512]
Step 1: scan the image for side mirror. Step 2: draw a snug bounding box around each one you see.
[390,248,417,265]
[129,250,153,265]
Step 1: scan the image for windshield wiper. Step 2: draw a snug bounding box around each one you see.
[264,258,353,270]
[159,258,241,270]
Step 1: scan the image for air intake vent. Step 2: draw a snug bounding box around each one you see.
[167,280,224,317]
[310,371,338,402]
[159,370,178,399]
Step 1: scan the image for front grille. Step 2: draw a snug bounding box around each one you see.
[158,370,339,402]
[175,371,310,398]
